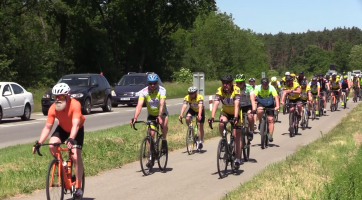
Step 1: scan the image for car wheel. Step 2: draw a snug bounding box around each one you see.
[102,96,112,112]
[127,103,133,107]
[21,104,31,121]
[82,98,91,115]
[112,103,118,108]
[42,109,48,116]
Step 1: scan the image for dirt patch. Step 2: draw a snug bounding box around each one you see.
[353,132,362,146]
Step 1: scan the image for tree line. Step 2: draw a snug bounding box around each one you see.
[1,1,361,88]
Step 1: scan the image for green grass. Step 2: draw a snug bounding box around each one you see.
[26,81,220,113]
[0,110,221,199]
[222,103,362,200]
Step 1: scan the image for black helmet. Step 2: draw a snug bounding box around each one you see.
[220,74,233,82]
[312,76,317,81]
[299,71,304,74]
[286,76,294,81]
[261,78,269,84]
[301,80,307,85]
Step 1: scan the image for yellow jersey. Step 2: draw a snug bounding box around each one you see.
[183,94,204,112]
[329,78,340,89]
[215,86,241,115]
[300,85,311,101]
[283,82,301,100]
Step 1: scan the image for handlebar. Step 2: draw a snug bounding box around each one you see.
[208,119,234,130]
[35,142,73,156]
[131,120,163,131]
[179,116,200,125]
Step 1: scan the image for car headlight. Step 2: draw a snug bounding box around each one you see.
[70,93,84,98]
[135,92,140,96]
[42,94,50,98]
[111,90,116,96]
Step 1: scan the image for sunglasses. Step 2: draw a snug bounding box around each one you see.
[148,82,158,86]
[222,81,232,84]
[55,95,66,100]
[188,92,196,95]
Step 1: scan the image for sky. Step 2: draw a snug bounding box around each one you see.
[215,0,362,35]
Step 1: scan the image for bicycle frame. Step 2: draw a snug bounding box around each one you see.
[132,120,162,153]
[258,107,275,149]
[287,102,299,137]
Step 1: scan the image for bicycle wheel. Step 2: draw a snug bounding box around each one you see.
[185,126,194,155]
[274,110,278,123]
[312,103,316,120]
[289,112,295,137]
[259,119,267,149]
[139,137,152,176]
[217,139,228,178]
[157,136,168,171]
[71,171,85,198]
[241,129,250,162]
[46,159,64,200]
[294,113,299,136]
[344,94,347,109]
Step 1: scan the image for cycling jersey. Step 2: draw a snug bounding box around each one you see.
[318,78,328,90]
[300,85,311,101]
[352,78,359,87]
[308,81,320,95]
[46,99,85,132]
[183,94,204,112]
[297,76,306,85]
[236,84,254,107]
[215,86,241,115]
[139,86,168,116]
[330,79,340,89]
[340,79,349,89]
[253,85,278,107]
[283,82,301,100]
[270,81,281,89]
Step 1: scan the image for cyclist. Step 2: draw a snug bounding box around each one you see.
[249,77,258,131]
[309,77,321,115]
[282,72,291,84]
[209,74,242,169]
[131,74,169,153]
[270,76,281,108]
[328,73,342,104]
[317,73,329,114]
[32,83,85,199]
[290,73,298,83]
[281,76,302,122]
[300,80,312,125]
[352,74,360,99]
[254,78,279,142]
[297,71,307,85]
[179,86,205,150]
[235,74,256,141]
[340,75,351,106]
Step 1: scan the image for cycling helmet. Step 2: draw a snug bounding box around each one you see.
[301,80,307,85]
[355,74,359,77]
[312,77,317,81]
[291,73,296,77]
[235,74,245,82]
[261,78,269,84]
[220,74,233,82]
[52,83,71,95]
[332,73,337,76]
[286,76,294,81]
[188,86,197,93]
[147,74,159,82]
[343,75,348,79]
[285,72,290,76]
[299,71,304,75]
[271,77,277,82]
[249,78,255,82]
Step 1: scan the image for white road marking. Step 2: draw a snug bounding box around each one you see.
[0,121,41,128]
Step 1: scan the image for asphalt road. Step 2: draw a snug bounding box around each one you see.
[1,97,207,149]
[8,100,360,200]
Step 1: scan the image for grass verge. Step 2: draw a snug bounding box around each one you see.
[222,102,362,200]
[0,110,221,199]
[27,81,220,113]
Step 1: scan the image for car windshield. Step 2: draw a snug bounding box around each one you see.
[57,77,90,87]
[117,76,146,86]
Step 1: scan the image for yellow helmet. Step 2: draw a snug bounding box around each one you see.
[290,73,296,77]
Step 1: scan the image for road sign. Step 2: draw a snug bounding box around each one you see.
[193,72,205,97]
[261,72,265,78]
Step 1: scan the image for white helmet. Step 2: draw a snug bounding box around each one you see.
[271,77,277,82]
[285,72,290,76]
[52,83,71,95]
[188,86,197,93]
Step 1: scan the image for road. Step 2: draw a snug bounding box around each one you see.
[1,97,204,149]
[8,101,360,200]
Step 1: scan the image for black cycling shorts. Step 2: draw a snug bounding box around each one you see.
[256,103,274,117]
[186,108,205,123]
[240,105,252,114]
[51,125,84,149]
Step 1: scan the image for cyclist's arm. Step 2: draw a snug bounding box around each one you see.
[69,101,83,140]
[69,118,81,140]
[180,103,188,117]
[317,83,320,96]
[158,98,166,116]
[293,86,301,94]
[234,97,240,118]
[250,93,256,110]
[134,97,144,119]
[271,87,279,108]
[38,105,56,143]
[211,99,219,118]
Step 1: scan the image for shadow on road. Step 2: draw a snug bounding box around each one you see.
[244,158,258,163]
[281,132,302,136]
[66,198,95,200]
[251,143,280,148]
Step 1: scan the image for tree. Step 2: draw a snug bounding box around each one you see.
[349,45,362,70]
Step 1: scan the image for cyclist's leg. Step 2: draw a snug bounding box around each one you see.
[48,125,67,156]
[233,122,242,164]
[253,99,258,130]
[198,108,205,146]
[72,126,84,192]
[219,112,228,137]
[266,105,275,142]
[256,103,264,129]
[245,106,254,140]
[314,95,319,114]
[147,115,157,138]
[185,108,195,125]
[296,99,303,119]
[322,91,327,111]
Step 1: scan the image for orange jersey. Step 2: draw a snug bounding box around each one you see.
[46,98,85,132]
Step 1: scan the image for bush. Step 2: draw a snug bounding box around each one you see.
[267,69,279,77]
[171,67,193,83]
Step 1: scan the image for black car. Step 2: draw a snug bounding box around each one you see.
[112,72,163,107]
[41,73,112,115]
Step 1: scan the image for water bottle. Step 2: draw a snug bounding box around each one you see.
[194,124,198,137]
[66,159,72,179]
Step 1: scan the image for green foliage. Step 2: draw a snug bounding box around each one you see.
[267,69,279,77]
[171,67,193,83]
[349,45,362,70]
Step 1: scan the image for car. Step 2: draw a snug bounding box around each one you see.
[41,73,112,115]
[0,82,34,123]
[111,72,163,107]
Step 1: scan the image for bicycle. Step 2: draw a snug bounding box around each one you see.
[353,86,358,103]
[258,107,276,149]
[301,102,309,130]
[341,89,348,109]
[132,120,168,176]
[359,86,362,101]
[330,90,340,112]
[240,113,251,161]
[35,142,85,200]
[209,118,237,178]
[283,96,290,115]
[287,102,299,137]
[311,96,317,120]
[180,116,199,155]
[319,91,327,116]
